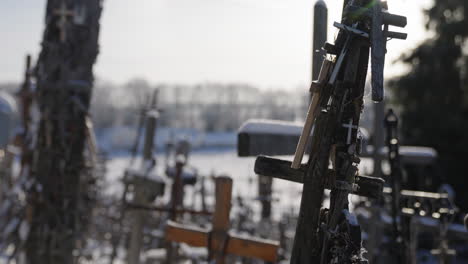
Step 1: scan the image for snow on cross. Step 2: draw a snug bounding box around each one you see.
[237,119,303,157]
[165,176,279,263]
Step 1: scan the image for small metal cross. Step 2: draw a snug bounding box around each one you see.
[342,119,358,145]
[53,2,75,43]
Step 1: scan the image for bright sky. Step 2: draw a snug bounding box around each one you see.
[0,0,433,89]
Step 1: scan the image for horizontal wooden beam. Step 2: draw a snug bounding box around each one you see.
[254,155,305,183]
[227,234,279,262]
[362,146,438,166]
[344,5,407,27]
[165,221,209,248]
[165,221,279,262]
[126,203,212,216]
[254,156,384,199]
[237,119,302,157]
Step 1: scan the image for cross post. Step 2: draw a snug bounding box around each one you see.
[258,174,273,220]
[165,176,279,263]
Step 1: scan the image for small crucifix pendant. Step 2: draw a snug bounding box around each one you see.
[53,2,76,43]
[342,119,358,145]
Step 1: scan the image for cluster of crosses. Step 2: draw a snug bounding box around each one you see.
[105,86,280,263]
[114,0,464,263]
[5,0,467,263]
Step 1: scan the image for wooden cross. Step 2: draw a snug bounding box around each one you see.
[53,2,75,43]
[254,156,384,199]
[165,176,279,263]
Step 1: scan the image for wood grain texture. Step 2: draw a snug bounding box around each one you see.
[212,176,232,232]
[165,221,279,262]
[227,234,279,262]
[165,176,279,262]
[371,0,385,102]
[165,221,208,247]
[255,156,384,199]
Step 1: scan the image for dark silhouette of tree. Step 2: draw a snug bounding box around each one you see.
[390,1,468,209]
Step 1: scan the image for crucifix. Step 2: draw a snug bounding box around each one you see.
[53,1,75,43]
[342,119,358,145]
[165,176,279,264]
[247,1,407,261]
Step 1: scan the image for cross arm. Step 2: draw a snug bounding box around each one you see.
[126,203,212,216]
[237,119,302,157]
[165,220,209,247]
[344,5,407,28]
[226,234,279,262]
[254,156,384,199]
[165,221,279,262]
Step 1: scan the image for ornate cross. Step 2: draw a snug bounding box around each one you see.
[53,2,75,43]
[342,119,358,145]
[165,176,279,264]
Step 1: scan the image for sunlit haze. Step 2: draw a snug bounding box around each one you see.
[0,0,433,89]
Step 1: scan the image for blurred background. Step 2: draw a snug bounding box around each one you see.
[1,0,468,263]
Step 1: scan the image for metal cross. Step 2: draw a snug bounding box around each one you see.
[53,2,75,43]
[342,119,358,145]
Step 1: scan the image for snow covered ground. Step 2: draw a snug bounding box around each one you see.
[104,147,375,221]
[96,127,237,154]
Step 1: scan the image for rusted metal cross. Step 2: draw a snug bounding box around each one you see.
[165,176,279,264]
[53,1,75,43]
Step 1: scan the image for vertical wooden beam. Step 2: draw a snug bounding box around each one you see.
[213,176,232,231]
[201,176,207,212]
[143,90,159,161]
[169,161,184,221]
[165,158,185,263]
[127,184,148,264]
[211,176,233,264]
[312,0,328,83]
[373,102,385,178]
[371,0,385,102]
[258,175,273,220]
[142,113,157,161]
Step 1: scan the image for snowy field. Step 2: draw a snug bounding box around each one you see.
[104,148,375,221]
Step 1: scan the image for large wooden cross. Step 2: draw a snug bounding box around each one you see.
[165,176,279,263]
